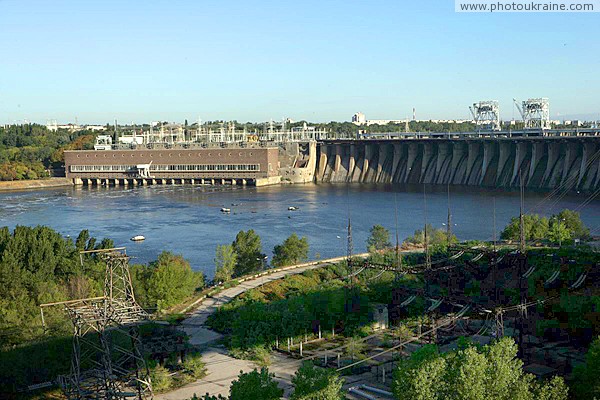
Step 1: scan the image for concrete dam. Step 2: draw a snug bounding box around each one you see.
[315,137,600,191]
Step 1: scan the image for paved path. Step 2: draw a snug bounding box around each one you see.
[158,255,366,399]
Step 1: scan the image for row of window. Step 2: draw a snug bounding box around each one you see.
[70,164,261,173]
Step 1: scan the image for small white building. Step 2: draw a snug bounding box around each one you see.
[352,112,366,125]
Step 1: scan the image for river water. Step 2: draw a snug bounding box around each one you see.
[1,184,598,277]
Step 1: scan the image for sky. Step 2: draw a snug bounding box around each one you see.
[0,0,599,124]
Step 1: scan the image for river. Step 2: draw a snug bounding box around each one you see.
[1,183,598,277]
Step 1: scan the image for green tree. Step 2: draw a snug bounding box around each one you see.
[555,209,590,239]
[500,214,549,242]
[404,224,457,247]
[367,225,391,252]
[232,230,266,276]
[214,244,237,283]
[572,336,600,399]
[145,251,204,312]
[229,368,283,400]
[291,361,344,400]
[272,233,309,267]
[392,337,568,400]
[547,219,571,246]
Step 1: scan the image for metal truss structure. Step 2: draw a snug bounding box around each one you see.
[515,98,551,130]
[40,248,153,400]
[469,100,501,131]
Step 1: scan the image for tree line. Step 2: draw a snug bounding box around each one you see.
[0,124,96,180]
[214,230,309,284]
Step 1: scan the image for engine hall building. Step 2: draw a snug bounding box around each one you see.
[63,147,282,187]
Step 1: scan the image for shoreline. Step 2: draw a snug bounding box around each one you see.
[0,177,73,192]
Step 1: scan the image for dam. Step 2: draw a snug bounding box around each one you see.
[63,129,600,192]
[315,136,600,191]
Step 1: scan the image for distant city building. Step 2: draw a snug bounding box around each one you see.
[366,119,405,126]
[352,112,366,125]
[85,125,108,131]
[46,122,81,132]
[564,120,583,127]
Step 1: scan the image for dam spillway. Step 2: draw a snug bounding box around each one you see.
[315,137,600,191]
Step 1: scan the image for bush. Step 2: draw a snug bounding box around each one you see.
[149,364,173,393]
[183,352,207,379]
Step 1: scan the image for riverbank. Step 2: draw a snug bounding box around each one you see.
[0,177,72,192]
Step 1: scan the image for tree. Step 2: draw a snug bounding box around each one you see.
[229,368,283,400]
[404,224,457,248]
[272,233,309,267]
[145,251,204,312]
[392,337,568,400]
[555,209,590,239]
[232,230,266,276]
[572,336,600,399]
[214,244,237,283]
[291,361,344,400]
[367,225,391,252]
[547,219,570,246]
[500,214,549,242]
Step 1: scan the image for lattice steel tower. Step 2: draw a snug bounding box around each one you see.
[41,248,153,400]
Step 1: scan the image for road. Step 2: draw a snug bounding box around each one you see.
[158,254,367,399]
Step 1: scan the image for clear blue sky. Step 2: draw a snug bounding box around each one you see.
[1,0,599,124]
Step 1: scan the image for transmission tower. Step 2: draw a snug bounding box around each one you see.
[41,248,153,400]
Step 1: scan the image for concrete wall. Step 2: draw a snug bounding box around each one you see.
[315,138,600,191]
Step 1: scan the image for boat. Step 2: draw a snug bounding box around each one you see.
[130,235,145,242]
[221,208,231,213]
[288,206,299,211]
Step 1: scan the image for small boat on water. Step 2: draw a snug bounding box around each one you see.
[221,208,231,213]
[130,235,145,242]
[288,206,299,211]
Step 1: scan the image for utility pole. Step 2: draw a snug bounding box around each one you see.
[424,185,431,270]
[519,169,526,253]
[394,193,402,275]
[446,183,452,246]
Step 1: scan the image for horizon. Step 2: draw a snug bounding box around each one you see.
[1,0,599,124]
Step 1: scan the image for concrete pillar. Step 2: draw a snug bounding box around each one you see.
[241,179,246,186]
[391,143,402,183]
[73,178,83,185]
[436,142,451,185]
[510,141,529,186]
[190,178,195,185]
[465,142,482,185]
[231,179,236,186]
[421,143,435,184]
[578,141,595,189]
[541,142,560,187]
[404,142,419,183]
[348,144,356,183]
[317,144,328,182]
[527,141,545,186]
[496,141,512,186]
[479,141,496,186]
[450,142,466,184]
[361,144,372,182]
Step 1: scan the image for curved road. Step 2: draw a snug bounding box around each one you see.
[158,254,367,399]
